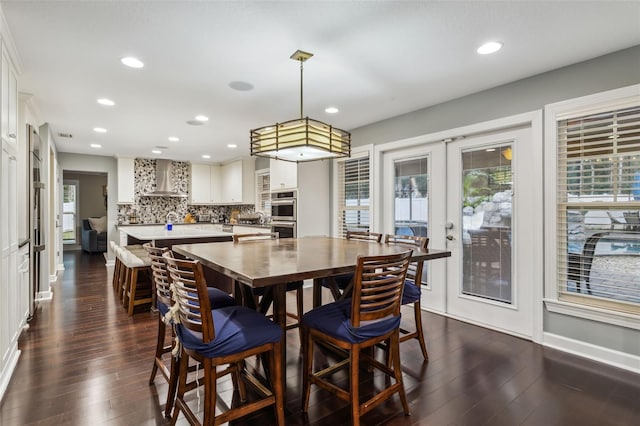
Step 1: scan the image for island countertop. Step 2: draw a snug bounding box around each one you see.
[119,225,232,240]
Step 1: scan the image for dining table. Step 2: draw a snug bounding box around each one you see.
[172,236,451,404]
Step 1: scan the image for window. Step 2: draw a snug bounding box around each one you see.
[255,170,271,214]
[550,87,640,317]
[336,152,371,237]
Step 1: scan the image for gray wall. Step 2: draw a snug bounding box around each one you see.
[64,172,108,219]
[349,45,640,356]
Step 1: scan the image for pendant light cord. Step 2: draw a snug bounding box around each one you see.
[299,59,304,118]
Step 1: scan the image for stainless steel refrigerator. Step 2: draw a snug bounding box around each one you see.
[28,124,44,320]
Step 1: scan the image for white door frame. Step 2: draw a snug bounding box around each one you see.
[372,110,543,343]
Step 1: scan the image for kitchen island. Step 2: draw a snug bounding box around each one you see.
[118,224,234,248]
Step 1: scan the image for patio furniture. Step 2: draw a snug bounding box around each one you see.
[623,211,640,232]
[567,232,607,294]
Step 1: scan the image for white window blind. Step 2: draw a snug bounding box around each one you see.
[336,154,371,238]
[256,171,271,214]
[557,105,640,314]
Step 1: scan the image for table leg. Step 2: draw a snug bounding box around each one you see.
[271,282,287,407]
[312,278,323,308]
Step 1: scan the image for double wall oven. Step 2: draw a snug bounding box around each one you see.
[271,190,296,238]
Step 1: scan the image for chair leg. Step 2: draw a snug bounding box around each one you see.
[296,286,304,341]
[350,344,361,426]
[128,268,139,316]
[203,358,216,426]
[413,301,429,361]
[171,352,189,425]
[391,331,410,416]
[165,348,179,418]
[302,327,313,412]
[149,315,166,384]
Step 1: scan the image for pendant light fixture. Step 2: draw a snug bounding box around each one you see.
[250,50,351,162]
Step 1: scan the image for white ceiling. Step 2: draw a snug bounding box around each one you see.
[2,1,639,163]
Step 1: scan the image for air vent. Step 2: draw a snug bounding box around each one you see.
[57,132,73,138]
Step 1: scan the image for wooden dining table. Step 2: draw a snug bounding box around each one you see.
[173,236,451,403]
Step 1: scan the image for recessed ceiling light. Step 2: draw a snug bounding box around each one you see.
[194,115,209,122]
[97,98,115,106]
[486,148,496,152]
[90,143,102,148]
[152,149,162,154]
[121,56,144,68]
[168,136,180,142]
[228,81,254,91]
[93,127,107,133]
[477,41,503,55]
[202,154,211,159]
[227,144,237,149]
[325,107,339,114]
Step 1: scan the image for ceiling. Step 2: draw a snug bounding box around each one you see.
[2,1,639,164]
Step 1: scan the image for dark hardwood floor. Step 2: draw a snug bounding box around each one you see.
[1,250,638,425]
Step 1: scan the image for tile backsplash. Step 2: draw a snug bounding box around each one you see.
[117,158,254,224]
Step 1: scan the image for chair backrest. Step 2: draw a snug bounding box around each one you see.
[346,230,383,243]
[623,211,640,225]
[143,242,171,307]
[350,249,413,328]
[233,232,279,243]
[163,252,214,343]
[384,234,429,285]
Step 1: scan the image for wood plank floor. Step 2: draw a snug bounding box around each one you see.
[1,250,639,425]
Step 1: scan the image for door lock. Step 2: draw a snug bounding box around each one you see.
[446,234,455,241]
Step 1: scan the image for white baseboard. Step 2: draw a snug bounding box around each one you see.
[0,345,21,402]
[543,332,640,374]
[49,274,57,283]
[36,289,53,301]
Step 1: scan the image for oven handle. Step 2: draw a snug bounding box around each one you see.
[271,221,295,227]
[271,199,296,206]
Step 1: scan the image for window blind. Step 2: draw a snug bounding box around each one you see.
[556,105,640,314]
[336,154,371,238]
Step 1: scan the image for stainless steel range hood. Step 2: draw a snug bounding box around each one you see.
[143,159,188,197]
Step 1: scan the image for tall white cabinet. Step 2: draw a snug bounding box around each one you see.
[0,39,23,400]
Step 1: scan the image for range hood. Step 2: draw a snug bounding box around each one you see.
[143,159,188,197]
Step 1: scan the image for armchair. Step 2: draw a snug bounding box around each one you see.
[81,218,107,253]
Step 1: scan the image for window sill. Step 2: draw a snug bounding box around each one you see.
[544,299,640,331]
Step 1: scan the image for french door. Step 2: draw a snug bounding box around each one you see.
[381,126,538,339]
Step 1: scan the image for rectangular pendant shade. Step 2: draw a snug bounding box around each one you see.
[251,117,351,162]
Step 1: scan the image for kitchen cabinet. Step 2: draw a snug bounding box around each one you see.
[1,43,17,145]
[270,159,297,190]
[117,158,135,204]
[190,163,222,204]
[221,158,255,204]
[232,225,271,235]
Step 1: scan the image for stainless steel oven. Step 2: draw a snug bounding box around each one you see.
[271,221,296,239]
[271,190,296,221]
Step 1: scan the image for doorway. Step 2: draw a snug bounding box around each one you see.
[63,180,78,244]
[380,119,541,339]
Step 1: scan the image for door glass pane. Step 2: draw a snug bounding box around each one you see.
[63,184,76,243]
[394,157,428,284]
[462,145,512,303]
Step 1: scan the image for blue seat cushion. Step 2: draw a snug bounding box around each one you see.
[320,273,353,290]
[158,300,170,317]
[301,300,401,344]
[252,280,303,296]
[176,305,282,358]
[401,279,421,305]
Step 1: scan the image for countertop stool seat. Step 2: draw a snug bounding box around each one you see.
[302,249,413,426]
[114,244,153,315]
[163,253,284,426]
[143,243,238,418]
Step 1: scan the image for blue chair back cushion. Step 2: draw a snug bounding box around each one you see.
[401,279,421,304]
[206,287,237,309]
[176,306,282,358]
[302,300,401,344]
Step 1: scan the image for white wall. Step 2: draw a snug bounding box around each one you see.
[57,153,118,261]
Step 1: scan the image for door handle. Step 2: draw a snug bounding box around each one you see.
[446,234,455,241]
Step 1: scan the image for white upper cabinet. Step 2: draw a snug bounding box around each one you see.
[270,159,297,190]
[117,158,135,204]
[0,43,17,145]
[190,163,222,205]
[221,158,255,204]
